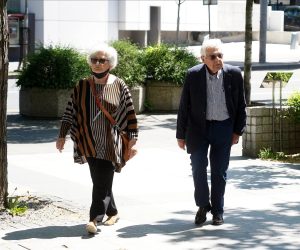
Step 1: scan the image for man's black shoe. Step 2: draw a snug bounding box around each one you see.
[212,214,224,226]
[195,206,210,225]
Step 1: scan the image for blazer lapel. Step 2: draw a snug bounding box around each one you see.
[197,65,207,107]
[222,65,232,99]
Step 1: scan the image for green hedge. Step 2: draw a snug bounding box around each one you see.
[110,40,146,88]
[16,42,199,90]
[17,45,90,89]
[142,44,198,86]
[265,72,293,83]
[286,91,300,123]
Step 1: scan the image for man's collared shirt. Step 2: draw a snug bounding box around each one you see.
[205,67,229,121]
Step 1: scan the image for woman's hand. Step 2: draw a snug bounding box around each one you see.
[128,139,137,159]
[128,138,137,149]
[56,138,66,152]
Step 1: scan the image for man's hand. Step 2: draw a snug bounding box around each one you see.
[177,139,186,150]
[232,133,240,145]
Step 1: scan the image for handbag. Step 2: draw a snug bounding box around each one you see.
[88,78,135,163]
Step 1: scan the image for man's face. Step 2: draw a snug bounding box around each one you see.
[201,47,224,74]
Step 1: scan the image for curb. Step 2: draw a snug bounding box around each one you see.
[226,61,300,71]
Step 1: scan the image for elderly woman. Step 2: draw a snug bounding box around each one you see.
[56,44,138,234]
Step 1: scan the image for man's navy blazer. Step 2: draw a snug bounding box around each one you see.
[176,63,247,154]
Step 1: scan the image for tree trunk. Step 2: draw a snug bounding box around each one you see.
[0,0,9,209]
[176,0,186,47]
[244,0,253,106]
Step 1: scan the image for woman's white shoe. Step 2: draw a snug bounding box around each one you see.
[86,221,97,234]
[103,214,119,226]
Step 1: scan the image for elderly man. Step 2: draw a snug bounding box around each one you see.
[176,39,246,226]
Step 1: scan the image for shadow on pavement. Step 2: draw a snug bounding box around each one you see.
[2,204,299,250]
[2,224,97,240]
[7,114,60,144]
[117,204,300,250]
[138,113,177,131]
[230,156,249,161]
[7,113,178,144]
[229,162,300,190]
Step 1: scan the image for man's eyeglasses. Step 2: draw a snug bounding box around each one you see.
[91,58,109,65]
[206,53,223,60]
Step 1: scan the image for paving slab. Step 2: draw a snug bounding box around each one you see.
[2,113,300,250]
[2,42,300,249]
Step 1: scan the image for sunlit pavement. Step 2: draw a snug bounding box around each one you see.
[1,42,300,250]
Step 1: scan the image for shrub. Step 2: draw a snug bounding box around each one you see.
[110,39,146,88]
[258,147,286,161]
[17,45,90,89]
[142,44,198,86]
[263,72,293,88]
[286,91,300,123]
[265,72,293,83]
[7,195,28,216]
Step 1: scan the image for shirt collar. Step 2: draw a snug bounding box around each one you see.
[205,66,223,79]
[107,74,116,84]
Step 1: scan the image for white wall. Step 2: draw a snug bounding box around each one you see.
[26,0,265,50]
[118,0,150,30]
[28,0,120,50]
[118,0,261,32]
[268,10,284,31]
[217,1,261,31]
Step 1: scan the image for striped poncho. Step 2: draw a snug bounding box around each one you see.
[58,74,138,171]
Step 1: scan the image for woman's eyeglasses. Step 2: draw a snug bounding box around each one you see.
[91,58,109,65]
[206,53,223,60]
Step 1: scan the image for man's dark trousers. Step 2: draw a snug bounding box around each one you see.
[190,118,233,216]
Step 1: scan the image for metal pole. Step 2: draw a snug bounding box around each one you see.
[208,4,211,37]
[259,0,268,63]
[23,0,29,65]
[18,0,29,70]
[272,81,275,151]
[279,80,283,152]
[176,1,181,46]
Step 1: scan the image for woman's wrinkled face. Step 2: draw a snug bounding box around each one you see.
[90,51,110,73]
[201,47,224,74]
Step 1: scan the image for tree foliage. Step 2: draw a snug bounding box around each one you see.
[286,91,300,123]
[265,72,293,83]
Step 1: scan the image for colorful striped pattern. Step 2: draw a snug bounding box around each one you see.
[58,75,138,169]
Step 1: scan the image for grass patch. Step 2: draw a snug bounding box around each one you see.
[5,188,36,216]
[7,195,28,216]
[258,148,300,163]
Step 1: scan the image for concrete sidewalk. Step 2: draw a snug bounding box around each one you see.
[1,113,300,250]
[1,42,300,249]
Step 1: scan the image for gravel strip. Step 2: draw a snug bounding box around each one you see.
[0,194,88,231]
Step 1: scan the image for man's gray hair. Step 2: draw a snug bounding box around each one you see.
[200,39,223,57]
[87,44,118,70]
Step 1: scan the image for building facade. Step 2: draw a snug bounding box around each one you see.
[7,0,291,52]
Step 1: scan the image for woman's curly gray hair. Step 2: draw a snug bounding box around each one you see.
[86,44,118,70]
